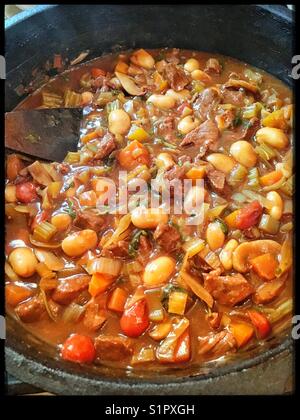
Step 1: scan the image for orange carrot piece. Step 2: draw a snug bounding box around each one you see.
[88,273,114,297]
[115,61,129,74]
[230,322,254,348]
[250,253,278,281]
[6,283,33,307]
[185,166,206,180]
[79,190,97,206]
[224,209,240,229]
[247,310,272,339]
[260,170,283,187]
[81,129,101,144]
[107,287,128,312]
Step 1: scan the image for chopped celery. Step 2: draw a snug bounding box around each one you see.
[227,164,248,187]
[255,142,277,161]
[258,214,279,234]
[64,151,80,164]
[280,175,293,197]
[33,221,57,242]
[268,298,293,324]
[131,347,155,364]
[42,91,63,108]
[105,99,122,113]
[242,102,262,119]
[244,69,263,85]
[247,167,260,189]
[145,288,164,322]
[64,89,82,107]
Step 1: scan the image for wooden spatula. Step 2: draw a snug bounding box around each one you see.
[5,108,83,162]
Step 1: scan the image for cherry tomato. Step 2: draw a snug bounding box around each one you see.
[120,299,149,338]
[31,210,50,230]
[247,310,272,339]
[118,140,150,170]
[61,334,96,363]
[16,182,38,203]
[235,200,263,230]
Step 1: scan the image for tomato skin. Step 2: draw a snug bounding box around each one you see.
[118,140,150,170]
[120,299,149,338]
[16,182,38,203]
[31,210,49,230]
[247,310,272,339]
[174,329,191,363]
[235,201,263,230]
[61,334,96,363]
[91,68,106,78]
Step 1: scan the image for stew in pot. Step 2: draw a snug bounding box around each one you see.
[5,48,293,369]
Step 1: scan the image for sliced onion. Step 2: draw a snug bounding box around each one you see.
[40,289,57,322]
[179,271,214,308]
[156,317,189,361]
[103,213,132,248]
[231,193,247,203]
[35,250,65,271]
[87,257,123,276]
[5,262,22,282]
[29,235,61,249]
[206,204,228,220]
[115,71,145,96]
[62,303,86,323]
[242,189,273,210]
[125,285,145,309]
[262,176,286,192]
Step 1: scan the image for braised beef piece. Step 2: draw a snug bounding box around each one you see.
[93,132,117,160]
[157,116,176,141]
[193,88,221,120]
[153,222,181,252]
[198,330,236,356]
[205,312,222,330]
[163,63,190,91]
[222,117,260,143]
[206,169,226,193]
[243,117,260,140]
[101,240,130,258]
[15,295,46,323]
[74,210,104,233]
[51,275,91,305]
[165,48,180,64]
[203,269,254,306]
[83,302,107,331]
[180,120,219,156]
[164,164,187,181]
[94,335,133,361]
[205,58,222,74]
[221,89,246,107]
[139,235,152,255]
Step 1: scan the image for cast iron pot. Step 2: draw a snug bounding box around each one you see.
[5,4,294,395]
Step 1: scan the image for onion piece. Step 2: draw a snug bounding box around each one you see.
[206,204,228,220]
[156,317,189,361]
[86,257,123,277]
[35,250,65,271]
[62,303,86,323]
[179,271,214,308]
[103,213,132,248]
[115,71,145,96]
[131,346,155,364]
[277,234,292,276]
[5,262,22,282]
[29,235,61,249]
[39,289,57,322]
[242,189,273,210]
[125,285,145,309]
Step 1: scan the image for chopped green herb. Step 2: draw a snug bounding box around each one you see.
[64,199,76,219]
[128,230,148,258]
[214,218,228,235]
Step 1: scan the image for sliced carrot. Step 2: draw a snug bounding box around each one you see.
[174,329,191,363]
[230,322,254,348]
[118,140,150,170]
[79,190,97,206]
[88,273,115,297]
[250,253,278,281]
[91,68,106,78]
[6,283,33,307]
[260,170,283,187]
[247,310,272,339]
[107,287,128,313]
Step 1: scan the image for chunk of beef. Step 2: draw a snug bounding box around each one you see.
[193,87,221,120]
[15,295,45,323]
[93,132,117,160]
[206,169,226,193]
[180,120,219,157]
[83,302,107,331]
[198,330,236,356]
[165,48,180,64]
[163,63,190,91]
[204,58,222,74]
[74,210,104,233]
[94,335,133,361]
[101,240,129,258]
[253,276,286,304]
[242,117,260,140]
[153,223,181,252]
[203,269,254,306]
[52,274,91,305]
[221,89,246,107]
[164,164,187,181]
[205,312,222,329]
[157,116,176,141]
